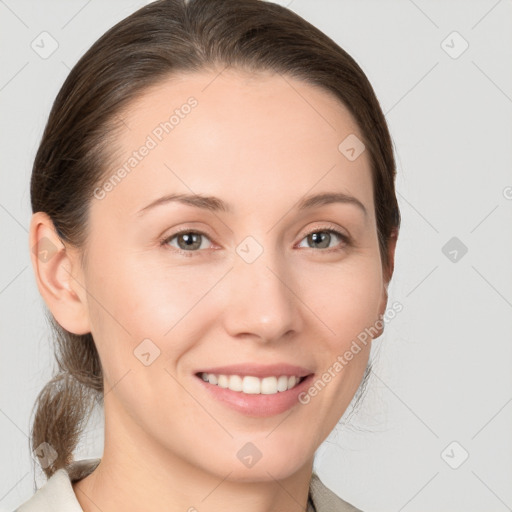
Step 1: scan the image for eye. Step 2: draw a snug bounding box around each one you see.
[160,225,351,257]
[160,229,213,256]
[297,226,350,252]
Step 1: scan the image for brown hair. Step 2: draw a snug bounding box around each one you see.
[30,0,400,479]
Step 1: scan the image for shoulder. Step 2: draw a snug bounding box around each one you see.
[309,472,363,512]
[13,458,101,512]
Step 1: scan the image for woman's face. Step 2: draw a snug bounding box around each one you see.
[73,68,390,481]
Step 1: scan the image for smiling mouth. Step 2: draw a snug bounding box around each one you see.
[195,372,308,395]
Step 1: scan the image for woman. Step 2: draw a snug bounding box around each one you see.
[17,0,400,510]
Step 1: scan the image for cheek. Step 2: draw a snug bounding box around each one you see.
[84,237,384,380]
[83,253,226,368]
[297,253,384,347]
[87,250,196,326]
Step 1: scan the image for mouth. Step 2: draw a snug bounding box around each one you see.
[195,372,309,395]
[194,370,315,417]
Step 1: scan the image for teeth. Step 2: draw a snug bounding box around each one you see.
[199,373,304,395]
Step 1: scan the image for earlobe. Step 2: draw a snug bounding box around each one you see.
[29,212,91,335]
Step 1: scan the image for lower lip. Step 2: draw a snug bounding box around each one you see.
[195,374,315,417]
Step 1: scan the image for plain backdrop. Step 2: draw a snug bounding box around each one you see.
[1,1,511,511]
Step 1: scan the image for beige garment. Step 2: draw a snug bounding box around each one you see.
[15,458,362,512]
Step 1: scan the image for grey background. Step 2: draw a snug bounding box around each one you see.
[1,0,511,510]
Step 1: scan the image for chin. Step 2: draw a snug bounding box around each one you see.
[216,449,311,483]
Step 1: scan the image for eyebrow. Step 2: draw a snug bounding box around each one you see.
[136,191,367,217]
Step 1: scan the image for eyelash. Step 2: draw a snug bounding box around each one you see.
[159,224,351,258]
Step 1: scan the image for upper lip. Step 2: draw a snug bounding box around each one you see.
[195,363,314,379]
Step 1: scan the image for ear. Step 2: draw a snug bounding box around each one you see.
[375,227,399,337]
[29,212,91,335]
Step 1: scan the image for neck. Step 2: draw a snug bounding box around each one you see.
[73,400,315,512]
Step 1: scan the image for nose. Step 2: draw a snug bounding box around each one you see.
[221,245,303,344]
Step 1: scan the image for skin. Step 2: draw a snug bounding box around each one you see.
[30,68,397,512]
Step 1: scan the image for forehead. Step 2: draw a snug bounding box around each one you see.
[99,68,374,218]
